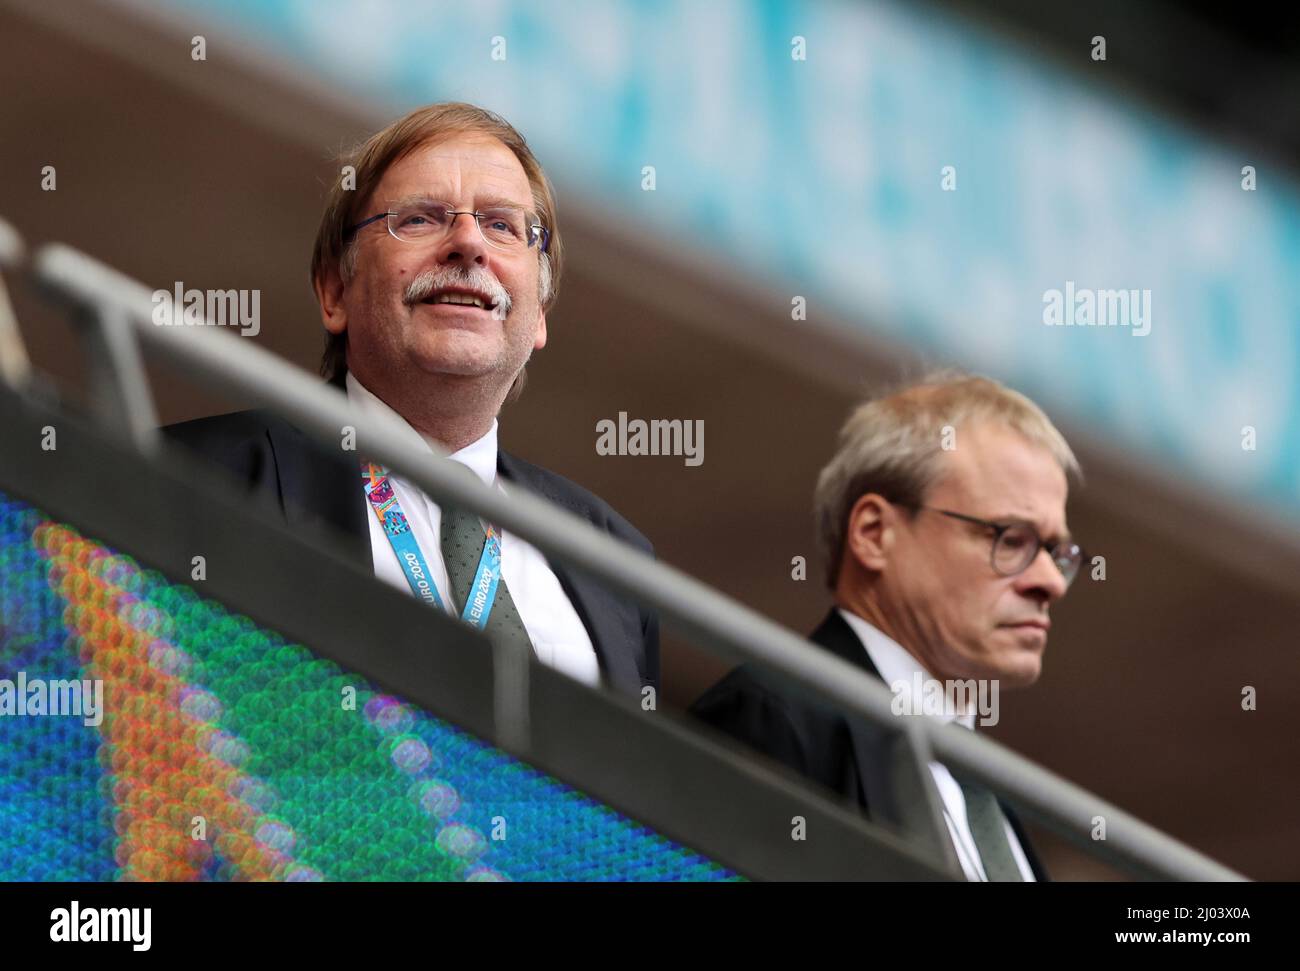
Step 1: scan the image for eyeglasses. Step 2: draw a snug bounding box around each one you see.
[897,504,1084,587]
[345,200,551,253]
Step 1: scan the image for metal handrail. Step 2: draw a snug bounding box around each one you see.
[0,217,32,390]
[29,240,1245,881]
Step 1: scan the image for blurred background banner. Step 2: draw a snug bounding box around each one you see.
[1,0,1296,880]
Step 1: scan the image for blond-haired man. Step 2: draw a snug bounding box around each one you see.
[692,372,1084,880]
[165,103,657,697]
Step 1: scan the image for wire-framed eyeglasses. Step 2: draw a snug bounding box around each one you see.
[345,200,551,253]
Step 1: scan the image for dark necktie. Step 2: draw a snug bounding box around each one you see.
[438,464,534,656]
[956,776,1025,882]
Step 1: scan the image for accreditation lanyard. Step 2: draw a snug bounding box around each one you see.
[361,461,503,629]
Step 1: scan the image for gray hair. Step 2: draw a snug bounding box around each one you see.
[813,370,1081,588]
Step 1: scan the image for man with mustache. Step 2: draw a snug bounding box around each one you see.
[164,102,658,698]
[691,373,1082,880]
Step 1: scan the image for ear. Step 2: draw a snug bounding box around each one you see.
[843,493,894,575]
[532,308,547,351]
[314,263,348,336]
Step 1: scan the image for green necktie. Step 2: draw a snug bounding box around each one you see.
[956,776,1025,882]
[438,464,534,657]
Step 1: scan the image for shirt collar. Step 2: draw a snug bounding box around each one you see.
[837,607,977,729]
[345,372,499,487]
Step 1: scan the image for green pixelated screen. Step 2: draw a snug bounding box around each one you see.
[0,490,738,881]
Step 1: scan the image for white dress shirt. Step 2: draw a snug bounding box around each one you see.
[838,609,1037,881]
[348,373,601,688]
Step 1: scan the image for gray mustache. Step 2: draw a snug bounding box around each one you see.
[403,268,511,315]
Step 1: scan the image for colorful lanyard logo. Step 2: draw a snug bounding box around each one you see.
[361,461,503,629]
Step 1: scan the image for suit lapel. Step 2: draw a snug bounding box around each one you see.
[808,609,884,679]
[266,417,372,568]
[808,610,914,811]
[496,450,642,696]
[1001,801,1050,882]
[810,609,963,878]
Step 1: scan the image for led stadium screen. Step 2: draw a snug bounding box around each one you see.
[0,491,738,882]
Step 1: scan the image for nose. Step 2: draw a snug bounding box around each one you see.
[433,211,488,267]
[1015,547,1069,605]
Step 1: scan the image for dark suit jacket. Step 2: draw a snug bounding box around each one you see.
[160,406,659,698]
[689,608,1049,880]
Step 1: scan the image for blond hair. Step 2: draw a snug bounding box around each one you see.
[311,102,562,393]
[813,370,1081,587]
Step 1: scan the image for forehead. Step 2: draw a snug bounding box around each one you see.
[929,421,1068,524]
[373,133,533,205]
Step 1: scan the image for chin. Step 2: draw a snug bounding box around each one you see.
[992,651,1042,689]
[408,338,504,377]
[412,358,498,378]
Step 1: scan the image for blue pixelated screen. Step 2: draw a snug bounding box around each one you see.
[0,489,738,881]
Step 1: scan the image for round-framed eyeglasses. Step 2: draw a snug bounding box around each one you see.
[897,503,1084,587]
